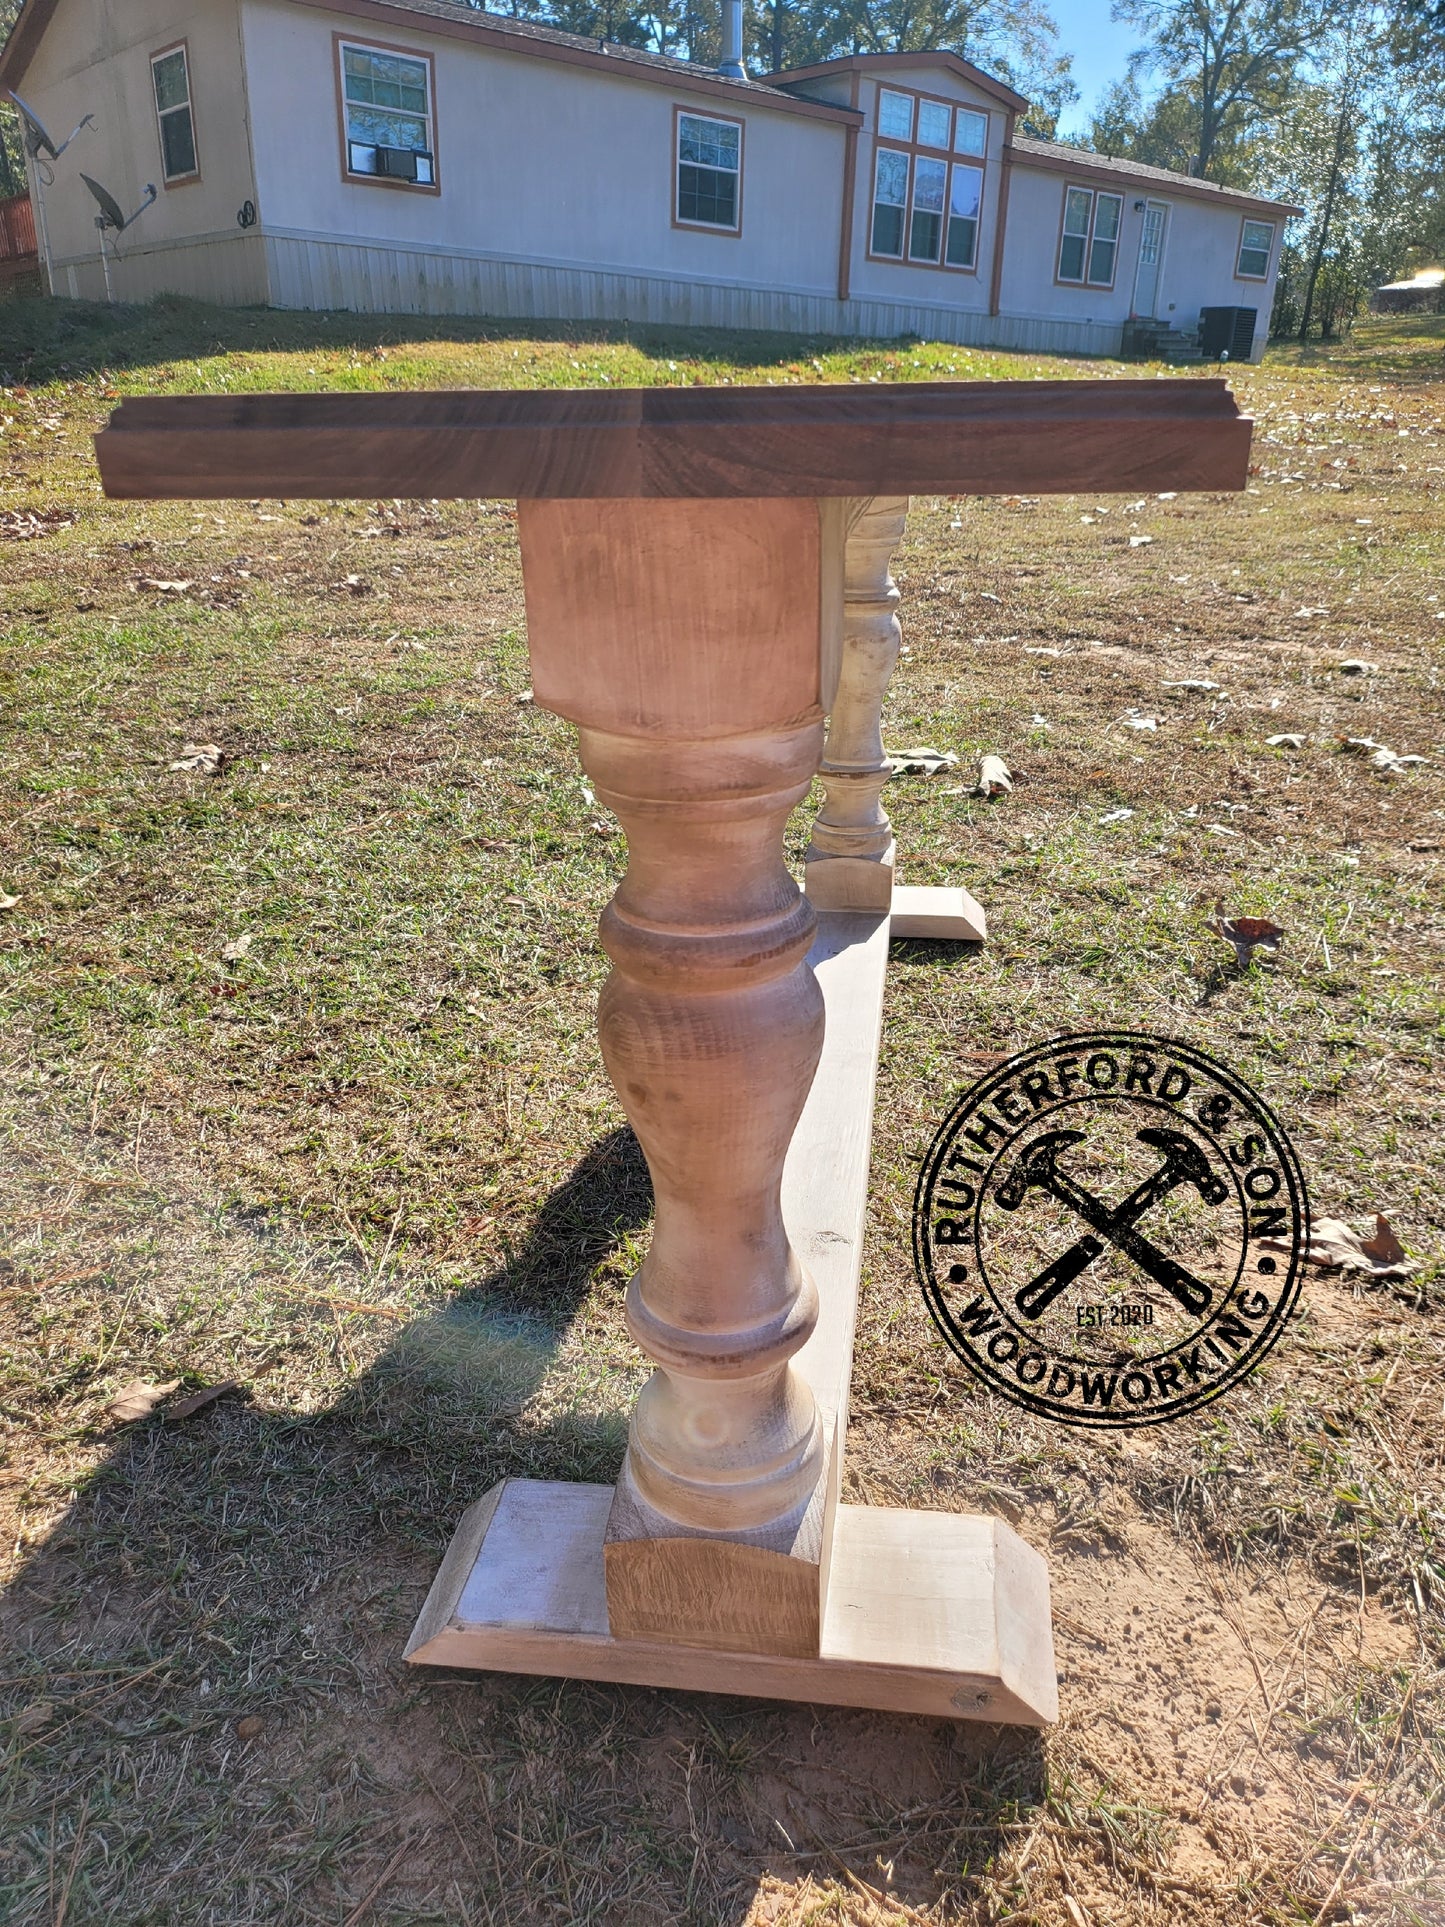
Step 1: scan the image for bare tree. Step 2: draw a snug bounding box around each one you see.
[1113,0,1316,177]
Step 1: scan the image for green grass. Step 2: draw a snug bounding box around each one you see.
[0,293,1441,1926]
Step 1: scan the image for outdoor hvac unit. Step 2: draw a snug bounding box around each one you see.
[1199,306,1258,361]
[347,141,434,184]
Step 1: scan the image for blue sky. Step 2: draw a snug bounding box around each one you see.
[1050,0,1142,137]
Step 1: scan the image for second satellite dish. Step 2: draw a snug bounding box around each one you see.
[81,172,157,233]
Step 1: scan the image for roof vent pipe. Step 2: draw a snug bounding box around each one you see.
[718,0,746,78]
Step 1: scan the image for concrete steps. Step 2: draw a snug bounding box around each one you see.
[1121,318,1204,365]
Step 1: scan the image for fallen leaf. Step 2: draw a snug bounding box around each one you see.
[1212,906,1285,968]
[167,1381,241,1421]
[169,742,227,775]
[0,892,18,911]
[1258,1214,1417,1280]
[1338,658,1377,674]
[1162,679,1221,691]
[1207,823,1242,837]
[221,934,252,963]
[1099,807,1134,824]
[108,1379,182,1422]
[888,745,959,776]
[1128,534,1154,547]
[234,1714,265,1742]
[15,1702,55,1734]
[975,753,1012,796]
[1024,645,1062,656]
[1371,749,1427,776]
[1122,715,1159,732]
[1266,733,1306,749]
[136,576,193,595]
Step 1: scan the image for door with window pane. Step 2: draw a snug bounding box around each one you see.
[1132,201,1168,316]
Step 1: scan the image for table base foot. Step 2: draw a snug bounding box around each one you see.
[405,1478,1057,1725]
[890,884,988,943]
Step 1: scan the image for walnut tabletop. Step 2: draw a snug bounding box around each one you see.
[94,378,1251,500]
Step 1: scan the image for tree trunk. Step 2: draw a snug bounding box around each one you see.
[1299,94,1352,343]
[771,0,783,71]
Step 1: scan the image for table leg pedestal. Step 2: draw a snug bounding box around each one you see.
[407,909,1056,1723]
[406,496,1053,1721]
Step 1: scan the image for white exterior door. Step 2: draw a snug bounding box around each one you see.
[1132,201,1168,317]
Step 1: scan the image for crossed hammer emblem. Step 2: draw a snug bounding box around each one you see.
[995,1126,1229,1320]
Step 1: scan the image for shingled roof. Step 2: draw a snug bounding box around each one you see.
[1012,135,1301,217]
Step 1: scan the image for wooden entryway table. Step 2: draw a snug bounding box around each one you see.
[97,379,1250,1725]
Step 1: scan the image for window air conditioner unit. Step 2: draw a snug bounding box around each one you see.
[377,145,433,184]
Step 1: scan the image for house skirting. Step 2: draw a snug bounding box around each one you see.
[48,226,1126,359]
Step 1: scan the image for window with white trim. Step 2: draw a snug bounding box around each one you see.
[1058,186,1123,286]
[878,89,914,140]
[954,108,988,156]
[677,113,741,230]
[872,151,987,268]
[1237,219,1275,278]
[341,42,435,185]
[869,85,990,272]
[151,45,198,183]
[871,147,909,256]
[946,162,983,267]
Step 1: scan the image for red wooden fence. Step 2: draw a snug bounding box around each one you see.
[0,192,37,262]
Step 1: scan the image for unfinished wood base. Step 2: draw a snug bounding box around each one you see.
[406,1478,1058,1725]
[890,883,988,943]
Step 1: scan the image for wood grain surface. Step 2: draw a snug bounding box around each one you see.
[405,1479,1059,1725]
[94,379,1252,499]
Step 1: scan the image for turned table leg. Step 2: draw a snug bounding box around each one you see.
[403,491,1053,1719]
[805,496,987,943]
[803,496,908,913]
[516,495,843,1657]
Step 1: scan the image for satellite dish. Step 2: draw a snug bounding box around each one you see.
[6,88,93,162]
[81,172,156,232]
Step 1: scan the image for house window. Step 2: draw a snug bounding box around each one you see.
[676,112,741,231]
[947,163,983,267]
[151,44,198,184]
[1237,219,1275,278]
[916,98,951,149]
[872,148,909,257]
[878,89,914,140]
[909,156,948,261]
[1058,186,1123,287]
[954,109,988,156]
[869,86,990,274]
[340,41,436,186]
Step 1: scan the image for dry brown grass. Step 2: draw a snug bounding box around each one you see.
[0,296,1441,1924]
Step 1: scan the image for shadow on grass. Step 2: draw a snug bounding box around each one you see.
[0,289,1098,386]
[0,1120,1044,1925]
